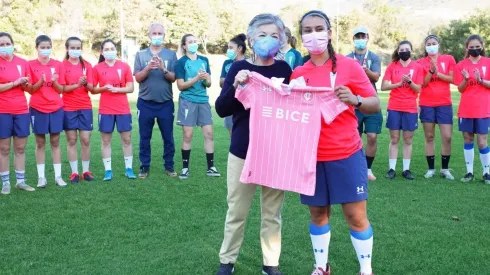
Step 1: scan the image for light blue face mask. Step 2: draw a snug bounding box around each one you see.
[226,49,237,60]
[0,45,14,56]
[68,49,82,58]
[354,39,367,50]
[103,51,117,61]
[151,36,164,46]
[187,43,199,54]
[426,45,439,55]
[253,36,280,59]
[40,49,51,57]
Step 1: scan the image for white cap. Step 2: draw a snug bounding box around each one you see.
[353,26,369,37]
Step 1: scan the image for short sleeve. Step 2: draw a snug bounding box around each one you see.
[168,51,178,73]
[57,62,66,85]
[204,57,211,75]
[85,63,94,86]
[220,61,228,78]
[124,63,133,83]
[294,50,303,68]
[174,58,186,79]
[133,51,143,75]
[448,55,457,73]
[453,62,463,85]
[92,66,100,86]
[383,63,393,82]
[348,60,376,97]
[235,83,254,110]
[370,54,381,74]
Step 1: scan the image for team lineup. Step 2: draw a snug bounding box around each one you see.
[1,8,490,275]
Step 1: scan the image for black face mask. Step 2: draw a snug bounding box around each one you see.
[468,48,482,57]
[399,51,411,61]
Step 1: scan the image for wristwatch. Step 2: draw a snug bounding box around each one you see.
[356,95,363,107]
[163,69,169,75]
[407,80,412,85]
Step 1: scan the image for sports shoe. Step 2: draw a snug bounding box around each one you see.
[15,182,35,192]
[402,170,415,180]
[166,169,178,177]
[125,168,136,179]
[37,177,47,188]
[460,172,474,183]
[82,171,95,181]
[311,264,331,275]
[1,182,10,195]
[216,263,234,275]
[104,170,113,181]
[359,273,374,275]
[139,167,149,179]
[55,177,67,187]
[262,266,283,275]
[385,169,396,179]
[367,173,376,181]
[483,173,490,184]
[70,173,80,184]
[424,169,435,179]
[179,168,189,180]
[440,169,454,180]
[207,167,221,177]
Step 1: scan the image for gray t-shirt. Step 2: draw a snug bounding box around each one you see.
[134,48,178,102]
[346,50,381,92]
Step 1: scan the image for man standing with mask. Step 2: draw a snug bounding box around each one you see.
[347,26,382,181]
[134,22,178,179]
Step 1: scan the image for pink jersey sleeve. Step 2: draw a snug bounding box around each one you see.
[318,92,349,124]
[235,83,255,110]
[347,59,376,97]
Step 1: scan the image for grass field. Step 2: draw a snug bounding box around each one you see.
[1,68,490,274]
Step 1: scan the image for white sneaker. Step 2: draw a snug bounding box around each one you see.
[15,182,35,192]
[424,169,435,179]
[37,177,47,188]
[55,177,67,187]
[1,182,10,195]
[440,169,455,180]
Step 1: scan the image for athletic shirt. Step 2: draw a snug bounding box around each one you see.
[291,54,376,162]
[383,60,424,113]
[174,55,211,103]
[417,55,456,107]
[62,60,94,111]
[236,72,347,195]
[454,57,490,118]
[28,59,65,113]
[275,48,303,70]
[0,55,29,114]
[93,60,133,115]
[346,50,381,92]
[215,59,292,159]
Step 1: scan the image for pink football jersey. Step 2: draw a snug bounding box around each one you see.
[236,72,348,195]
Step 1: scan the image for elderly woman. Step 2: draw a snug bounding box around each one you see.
[215,13,292,275]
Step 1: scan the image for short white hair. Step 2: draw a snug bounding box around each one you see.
[247,14,286,46]
[148,22,165,36]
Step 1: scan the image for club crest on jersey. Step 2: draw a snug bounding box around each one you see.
[303,92,313,103]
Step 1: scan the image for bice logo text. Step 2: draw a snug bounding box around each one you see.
[262,106,311,123]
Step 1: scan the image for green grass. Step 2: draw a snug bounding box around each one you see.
[1,91,490,275]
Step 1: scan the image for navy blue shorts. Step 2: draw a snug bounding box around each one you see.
[386,110,418,131]
[29,107,64,135]
[98,114,132,133]
[458,118,490,134]
[64,110,93,131]
[0,113,30,139]
[419,105,453,125]
[301,149,368,206]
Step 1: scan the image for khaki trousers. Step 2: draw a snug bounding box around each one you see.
[219,153,285,266]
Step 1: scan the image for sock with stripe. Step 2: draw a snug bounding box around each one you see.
[479,147,490,175]
[350,225,373,275]
[1,171,9,185]
[464,143,474,174]
[310,223,330,270]
[15,170,25,184]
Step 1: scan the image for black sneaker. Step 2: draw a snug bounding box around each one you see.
[262,266,283,275]
[216,263,234,275]
[385,169,396,179]
[483,173,490,184]
[179,168,189,180]
[460,172,474,183]
[402,170,415,180]
[207,167,221,177]
[139,167,149,179]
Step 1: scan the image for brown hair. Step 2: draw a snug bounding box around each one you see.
[392,40,413,62]
[465,34,485,58]
[285,27,297,49]
[180,34,195,55]
[65,37,85,70]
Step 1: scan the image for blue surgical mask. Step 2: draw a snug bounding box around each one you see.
[354,39,367,50]
[253,36,280,59]
[68,49,82,58]
[226,49,237,60]
[151,35,164,46]
[103,51,117,61]
[187,43,199,54]
[40,49,51,57]
[426,45,439,55]
[0,45,14,56]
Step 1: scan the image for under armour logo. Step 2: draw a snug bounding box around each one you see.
[357,186,365,194]
[183,160,189,162]
[262,85,272,93]
[360,254,371,259]
[314,249,325,253]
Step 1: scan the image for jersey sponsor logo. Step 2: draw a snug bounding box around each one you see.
[261,106,311,123]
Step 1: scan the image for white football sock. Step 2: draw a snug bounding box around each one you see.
[103,158,112,171]
[124,156,133,169]
[310,223,331,270]
[389,159,396,170]
[82,161,90,173]
[53,163,62,179]
[69,160,78,174]
[37,164,45,179]
[350,226,373,275]
[403,159,411,171]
